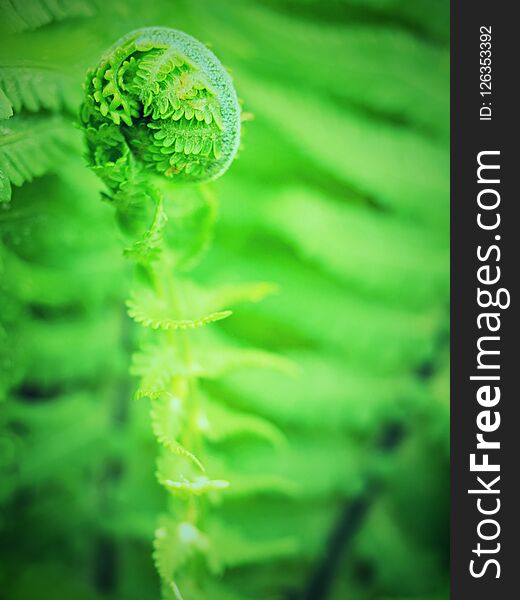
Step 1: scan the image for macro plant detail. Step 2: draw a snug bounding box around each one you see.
[81,27,241,186]
[80,27,291,599]
[0,2,449,599]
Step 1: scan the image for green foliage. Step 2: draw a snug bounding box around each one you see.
[0,115,79,200]
[77,25,302,598]
[0,1,449,599]
[0,62,79,115]
[0,0,98,33]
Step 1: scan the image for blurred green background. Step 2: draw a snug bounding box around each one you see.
[0,0,449,598]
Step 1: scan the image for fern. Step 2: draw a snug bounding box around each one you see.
[0,61,80,115]
[215,178,448,309]
[0,0,98,33]
[198,1,449,139]
[0,87,13,119]
[79,27,293,597]
[0,115,79,201]
[126,279,233,331]
[234,70,448,227]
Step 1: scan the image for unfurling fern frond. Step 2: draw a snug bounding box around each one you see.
[80,27,283,598]
[80,27,241,187]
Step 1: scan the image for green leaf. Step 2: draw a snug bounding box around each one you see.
[0,0,98,33]
[200,395,285,447]
[153,516,210,590]
[206,281,278,308]
[128,275,277,332]
[216,178,448,308]
[132,335,294,399]
[217,351,425,432]
[264,187,448,308]
[236,70,448,226]
[150,392,205,471]
[207,2,448,137]
[162,475,230,497]
[202,246,441,373]
[0,62,79,115]
[157,180,218,271]
[0,167,11,202]
[127,284,232,330]
[0,87,13,119]
[123,194,168,264]
[206,519,297,571]
[129,304,231,330]
[0,115,79,201]
[205,430,366,499]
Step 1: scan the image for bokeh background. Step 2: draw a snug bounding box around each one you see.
[0,1,449,598]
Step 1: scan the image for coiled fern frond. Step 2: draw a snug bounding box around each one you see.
[80,28,285,599]
[81,27,241,187]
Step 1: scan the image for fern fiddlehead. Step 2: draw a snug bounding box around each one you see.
[80,27,284,599]
[81,27,240,188]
